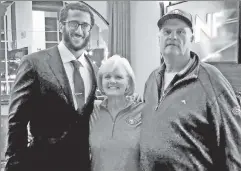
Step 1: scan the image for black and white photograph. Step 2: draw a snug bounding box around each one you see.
[1,1,241,171]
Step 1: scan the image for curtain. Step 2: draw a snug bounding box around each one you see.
[107,1,131,63]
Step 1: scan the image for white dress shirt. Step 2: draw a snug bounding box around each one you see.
[58,41,92,109]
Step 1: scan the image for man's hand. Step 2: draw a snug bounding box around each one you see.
[127,92,143,102]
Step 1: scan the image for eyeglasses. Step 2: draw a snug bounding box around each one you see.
[63,20,92,32]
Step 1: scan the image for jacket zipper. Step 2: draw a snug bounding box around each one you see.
[103,102,133,137]
[154,76,196,111]
[105,109,122,138]
[111,117,118,137]
[155,88,172,111]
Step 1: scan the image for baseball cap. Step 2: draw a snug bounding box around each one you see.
[157,9,193,32]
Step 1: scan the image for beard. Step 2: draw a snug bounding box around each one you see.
[62,28,90,52]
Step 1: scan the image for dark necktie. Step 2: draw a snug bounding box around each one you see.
[71,60,85,112]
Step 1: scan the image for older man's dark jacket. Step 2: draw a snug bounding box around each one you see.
[140,52,241,171]
[5,46,98,171]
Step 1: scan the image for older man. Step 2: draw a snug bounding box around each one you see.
[140,9,241,171]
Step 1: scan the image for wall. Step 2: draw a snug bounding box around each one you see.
[32,11,46,53]
[15,1,33,50]
[85,1,107,20]
[85,1,108,31]
[84,1,108,59]
[130,1,161,95]
[6,5,12,51]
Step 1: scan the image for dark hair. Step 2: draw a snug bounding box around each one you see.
[59,2,95,27]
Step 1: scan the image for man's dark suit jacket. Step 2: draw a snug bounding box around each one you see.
[5,46,98,171]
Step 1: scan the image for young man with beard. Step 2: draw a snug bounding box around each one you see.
[140,9,241,171]
[5,3,98,171]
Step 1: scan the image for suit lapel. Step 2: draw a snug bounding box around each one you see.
[44,47,97,109]
[46,46,75,107]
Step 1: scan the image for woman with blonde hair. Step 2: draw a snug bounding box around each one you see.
[89,55,143,171]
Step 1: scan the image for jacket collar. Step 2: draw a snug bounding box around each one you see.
[46,46,74,106]
[157,51,200,80]
[100,96,135,110]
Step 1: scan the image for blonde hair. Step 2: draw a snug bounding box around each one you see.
[97,55,136,96]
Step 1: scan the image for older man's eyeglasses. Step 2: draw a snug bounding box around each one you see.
[63,20,92,32]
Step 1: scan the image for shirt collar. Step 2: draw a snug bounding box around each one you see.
[58,41,88,65]
[78,51,88,68]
